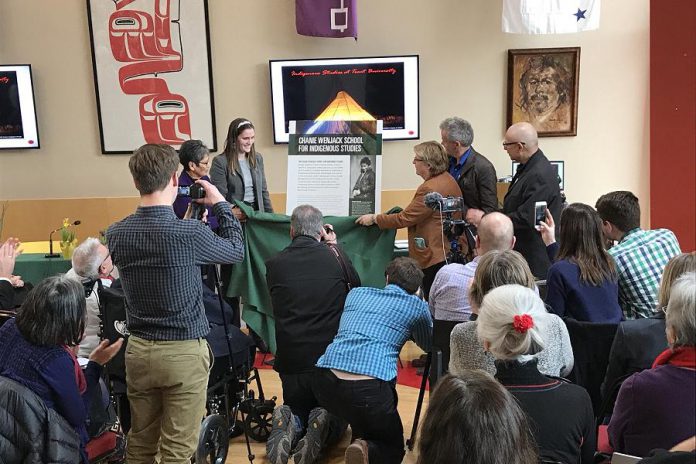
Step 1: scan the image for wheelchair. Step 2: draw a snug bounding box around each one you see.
[97,282,276,464]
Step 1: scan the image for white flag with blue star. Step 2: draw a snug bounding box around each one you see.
[502,0,600,34]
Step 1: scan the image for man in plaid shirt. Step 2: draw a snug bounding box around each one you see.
[596,191,681,319]
[314,257,432,464]
[107,144,244,463]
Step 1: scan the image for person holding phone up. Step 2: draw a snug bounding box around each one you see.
[502,122,562,279]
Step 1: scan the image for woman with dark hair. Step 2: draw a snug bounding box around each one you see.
[540,202,623,322]
[210,117,273,220]
[172,139,218,229]
[0,275,122,462]
[355,141,461,299]
[417,371,538,464]
[477,284,596,464]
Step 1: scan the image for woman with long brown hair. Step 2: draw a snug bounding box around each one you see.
[210,118,273,220]
[540,202,623,322]
[417,370,538,464]
[210,118,273,329]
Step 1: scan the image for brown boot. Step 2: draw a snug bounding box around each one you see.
[344,438,368,464]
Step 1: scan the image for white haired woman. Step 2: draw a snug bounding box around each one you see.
[477,284,595,464]
[609,272,696,457]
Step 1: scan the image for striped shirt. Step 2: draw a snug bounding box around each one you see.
[106,202,244,340]
[609,228,681,319]
[316,284,432,382]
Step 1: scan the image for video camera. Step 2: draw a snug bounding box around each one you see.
[177,184,206,221]
[424,192,476,264]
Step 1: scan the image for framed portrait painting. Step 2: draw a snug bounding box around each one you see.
[507,47,580,137]
[87,0,217,154]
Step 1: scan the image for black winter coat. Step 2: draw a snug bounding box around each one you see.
[0,376,81,463]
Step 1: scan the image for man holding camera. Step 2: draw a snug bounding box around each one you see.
[265,205,360,464]
[106,144,244,464]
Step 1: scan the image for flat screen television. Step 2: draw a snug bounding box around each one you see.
[0,64,39,149]
[270,55,419,143]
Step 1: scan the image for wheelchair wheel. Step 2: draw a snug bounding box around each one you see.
[243,401,274,442]
[195,414,228,464]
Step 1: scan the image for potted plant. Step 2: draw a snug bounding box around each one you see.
[60,218,78,259]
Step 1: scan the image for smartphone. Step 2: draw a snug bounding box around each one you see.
[534,201,547,230]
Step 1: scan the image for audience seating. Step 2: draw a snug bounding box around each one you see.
[430,318,461,384]
[563,318,619,414]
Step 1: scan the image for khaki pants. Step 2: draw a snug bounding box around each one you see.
[125,336,211,464]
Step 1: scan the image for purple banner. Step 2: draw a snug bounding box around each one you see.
[296,0,357,38]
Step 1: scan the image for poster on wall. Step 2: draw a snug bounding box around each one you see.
[87,0,216,154]
[286,120,382,216]
[0,65,40,150]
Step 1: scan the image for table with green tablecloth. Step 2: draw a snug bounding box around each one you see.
[14,253,72,285]
[228,203,401,354]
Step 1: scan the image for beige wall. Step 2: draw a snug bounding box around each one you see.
[0,0,649,224]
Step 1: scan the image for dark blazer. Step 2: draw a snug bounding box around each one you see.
[209,152,273,212]
[601,314,668,398]
[265,235,361,374]
[454,147,498,213]
[0,280,14,310]
[503,149,561,278]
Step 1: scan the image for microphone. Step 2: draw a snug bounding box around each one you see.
[423,191,444,209]
[45,220,81,259]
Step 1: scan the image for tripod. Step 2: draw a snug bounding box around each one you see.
[405,350,443,451]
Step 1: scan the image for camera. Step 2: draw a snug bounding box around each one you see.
[177,184,206,220]
[423,192,476,264]
[177,184,206,199]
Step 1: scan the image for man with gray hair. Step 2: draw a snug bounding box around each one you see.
[65,237,117,357]
[440,117,498,225]
[430,212,516,323]
[265,204,361,464]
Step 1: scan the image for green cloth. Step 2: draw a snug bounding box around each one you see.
[14,253,72,285]
[228,203,398,354]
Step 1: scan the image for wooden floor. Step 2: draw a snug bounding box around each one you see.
[227,342,428,464]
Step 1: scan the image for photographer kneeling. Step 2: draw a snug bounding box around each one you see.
[106,144,244,464]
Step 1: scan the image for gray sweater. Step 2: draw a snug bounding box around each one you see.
[449,313,574,377]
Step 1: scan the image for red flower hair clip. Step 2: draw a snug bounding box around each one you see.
[513,314,534,333]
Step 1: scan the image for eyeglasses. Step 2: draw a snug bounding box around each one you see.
[502,141,526,147]
[413,157,424,162]
[197,159,210,166]
[100,252,111,268]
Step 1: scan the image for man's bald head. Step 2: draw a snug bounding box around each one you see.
[504,122,539,163]
[476,212,515,254]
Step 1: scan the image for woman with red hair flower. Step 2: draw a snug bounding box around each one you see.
[477,284,596,464]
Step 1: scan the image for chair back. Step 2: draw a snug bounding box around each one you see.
[431,319,463,379]
[563,318,618,414]
[98,284,129,383]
